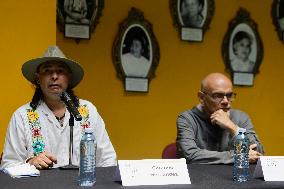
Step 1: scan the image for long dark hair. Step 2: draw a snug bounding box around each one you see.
[30,86,79,110]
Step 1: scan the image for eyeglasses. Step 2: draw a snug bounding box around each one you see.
[201,91,236,102]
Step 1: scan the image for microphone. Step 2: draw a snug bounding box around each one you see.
[60,91,82,121]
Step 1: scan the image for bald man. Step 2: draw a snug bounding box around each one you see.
[176,73,264,164]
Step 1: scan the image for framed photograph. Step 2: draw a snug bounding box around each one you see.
[57,0,104,41]
[222,8,263,86]
[170,0,215,42]
[272,0,284,41]
[112,8,160,92]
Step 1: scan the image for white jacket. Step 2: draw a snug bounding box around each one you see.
[1,99,117,168]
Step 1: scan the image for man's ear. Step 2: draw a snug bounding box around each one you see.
[198,91,204,105]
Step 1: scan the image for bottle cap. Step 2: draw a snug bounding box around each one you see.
[84,127,93,133]
[238,128,246,134]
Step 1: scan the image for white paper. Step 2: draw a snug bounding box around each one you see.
[253,156,284,181]
[117,159,191,186]
[3,163,40,178]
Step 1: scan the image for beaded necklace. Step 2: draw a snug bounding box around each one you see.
[27,109,45,156]
[27,104,90,156]
[78,104,90,131]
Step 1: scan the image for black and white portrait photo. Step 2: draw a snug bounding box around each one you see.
[64,0,89,24]
[112,8,159,92]
[222,8,263,86]
[120,24,152,78]
[170,0,214,42]
[229,24,257,73]
[277,0,284,31]
[58,0,97,24]
[272,0,284,41]
[179,0,206,28]
[57,0,104,40]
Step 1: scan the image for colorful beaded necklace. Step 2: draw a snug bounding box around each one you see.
[27,104,90,156]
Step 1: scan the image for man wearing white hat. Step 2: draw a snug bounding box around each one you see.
[1,46,117,169]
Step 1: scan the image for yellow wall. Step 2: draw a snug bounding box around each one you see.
[1,0,284,159]
[0,1,56,151]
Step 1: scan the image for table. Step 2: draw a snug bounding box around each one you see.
[1,164,283,189]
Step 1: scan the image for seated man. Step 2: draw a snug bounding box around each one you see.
[1,46,117,169]
[176,73,264,164]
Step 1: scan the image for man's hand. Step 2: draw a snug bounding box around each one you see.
[210,109,238,135]
[249,144,262,163]
[27,151,57,169]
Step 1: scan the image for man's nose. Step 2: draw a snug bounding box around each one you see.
[221,95,229,103]
[51,72,59,79]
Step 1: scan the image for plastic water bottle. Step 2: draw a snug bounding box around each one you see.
[233,128,249,182]
[79,128,97,186]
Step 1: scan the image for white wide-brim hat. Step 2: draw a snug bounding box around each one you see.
[22,46,84,88]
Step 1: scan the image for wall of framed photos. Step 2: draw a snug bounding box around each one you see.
[56,0,284,159]
[0,0,283,160]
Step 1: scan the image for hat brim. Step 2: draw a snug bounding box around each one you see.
[22,57,84,88]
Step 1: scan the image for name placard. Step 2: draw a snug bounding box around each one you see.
[253,156,284,181]
[116,159,191,186]
[233,72,254,86]
[125,77,148,92]
[65,24,90,39]
[181,27,203,42]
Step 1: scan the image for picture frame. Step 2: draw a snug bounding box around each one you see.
[112,8,160,92]
[222,8,263,86]
[57,0,104,41]
[272,0,284,41]
[170,0,215,42]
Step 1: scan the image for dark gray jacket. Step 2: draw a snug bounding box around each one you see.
[176,106,264,164]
